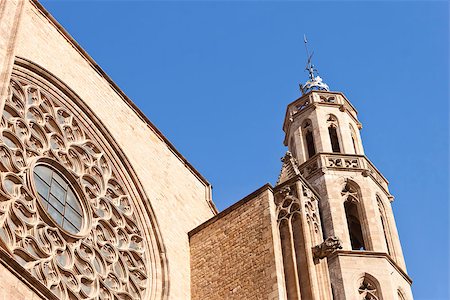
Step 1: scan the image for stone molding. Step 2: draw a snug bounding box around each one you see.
[298,152,391,195]
[283,91,361,145]
[0,246,60,300]
[0,0,25,111]
[328,250,412,285]
[188,184,273,238]
[276,151,301,186]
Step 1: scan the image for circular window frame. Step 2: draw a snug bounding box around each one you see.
[29,158,91,240]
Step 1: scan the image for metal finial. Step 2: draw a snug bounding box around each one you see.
[299,35,329,95]
[303,34,315,80]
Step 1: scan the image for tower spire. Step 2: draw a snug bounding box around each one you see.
[299,35,329,94]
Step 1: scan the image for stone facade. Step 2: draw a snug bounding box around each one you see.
[0,1,413,299]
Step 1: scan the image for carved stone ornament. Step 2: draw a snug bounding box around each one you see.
[276,151,301,186]
[327,157,359,169]
[0,65,164,300]
[358,278,379,300]
[341,181,359,203]
[319,95,336,103]
[276,186,301,221]
[300,75,329,95]
[312,236,343,259]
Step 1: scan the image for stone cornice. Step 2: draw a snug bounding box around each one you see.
[274,174,322,201]
[282,91,361,145]
[298,153,391,197]
[188,184,273,237]
[328,250,412,285]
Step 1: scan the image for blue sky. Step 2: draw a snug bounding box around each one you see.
[42,1,448,299]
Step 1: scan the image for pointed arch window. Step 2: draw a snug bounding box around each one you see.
[302,120,316,158]
[342,183,366,250]
[377,196,395,257]
[290,136,297,158]
[327,115,341,153]
[397,289,406,300]
[350,124,359,154]
[345,201,365,250]
[277,193,314,300]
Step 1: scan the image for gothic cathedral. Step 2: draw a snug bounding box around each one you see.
[0,1,412,299]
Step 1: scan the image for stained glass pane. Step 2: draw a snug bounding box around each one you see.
[63,221,78,234]
[49,195,64,214]
[34,176,50,198]
[34,165,53,184]
[64,206,82,229]
[50,181,66,202]
[39,195,49,208]
[66,190,82,212]
[47,205,63,224]
[53,172,67,189]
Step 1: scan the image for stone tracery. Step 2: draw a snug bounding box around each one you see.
[0,70,156,300]
[358,276,380,300]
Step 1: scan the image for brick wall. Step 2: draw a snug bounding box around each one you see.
[189,185,285,300]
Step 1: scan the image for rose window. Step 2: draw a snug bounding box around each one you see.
[0,62,165,300]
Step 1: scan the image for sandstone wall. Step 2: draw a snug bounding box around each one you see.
[328,251,413,300]
[189,185,286,300]
[0,257,43,300]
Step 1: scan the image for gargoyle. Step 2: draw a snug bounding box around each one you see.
[312,236,343,260]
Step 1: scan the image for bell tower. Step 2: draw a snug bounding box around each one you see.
[282,38,414,299]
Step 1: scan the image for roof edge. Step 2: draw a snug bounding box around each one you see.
[30,0,212,191]
[188,183,273,237]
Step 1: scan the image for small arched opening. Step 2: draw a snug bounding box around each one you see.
[302,120,316,158]
[350,124,359,154]
[377,195,395,257]
[358,274,382,300]
[342,182,366,250]
[327,115,341,153]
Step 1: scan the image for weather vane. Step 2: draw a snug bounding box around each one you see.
[303,34,316,80]
[299,35,329,94]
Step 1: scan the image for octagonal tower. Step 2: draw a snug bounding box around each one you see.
[282,70,414,299]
